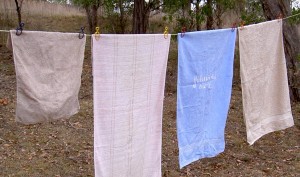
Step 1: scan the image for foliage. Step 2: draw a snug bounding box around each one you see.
[163,0,238,32]
[73,0,99,7]
[240,0,265,25]
[102,0,132,33]
[290,0,300,24]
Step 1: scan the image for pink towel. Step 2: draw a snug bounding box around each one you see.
[92,34,170,177]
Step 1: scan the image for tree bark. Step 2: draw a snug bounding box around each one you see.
[206,0,214,30]
[92,4,99,32]
[118,0,126,34]
[14,0,23,25]
[84,1,100,34]
[85,6,93,34]
[196,0,201,30]
[260,0,300,102]
[215,2,223,29]
[182,0,191,18]
[132,0,145,34]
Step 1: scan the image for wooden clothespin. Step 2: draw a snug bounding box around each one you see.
[239,21,245,30]
[181,26,186,38]
[231,22,237,32]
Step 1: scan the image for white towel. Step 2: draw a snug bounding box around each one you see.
[238,20,294,145]
[92,34,170,177]
[10,30,86,124]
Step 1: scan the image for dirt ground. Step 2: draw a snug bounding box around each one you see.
[0,38,299,177]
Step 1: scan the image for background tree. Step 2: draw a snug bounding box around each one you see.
[205,0,214,29]
[214,0,235,28]
[132,0,145,33]
[103,0,132,34]
[260,0,300,102]
[73,0,102,34]
[239,0,265,24]
[132,0,161,34]
[14,0,24,25]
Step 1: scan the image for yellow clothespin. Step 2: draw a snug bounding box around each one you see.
[163,26,168,39]
[95,27,100,41]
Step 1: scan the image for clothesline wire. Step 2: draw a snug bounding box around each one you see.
[283,12,300,19]
[0,12,299,35]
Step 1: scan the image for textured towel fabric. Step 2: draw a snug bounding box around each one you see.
[6,32,12,51]
[10,30,86,124]
[239,20,294,145]
[92,34,170,177]
[177,29,236,168]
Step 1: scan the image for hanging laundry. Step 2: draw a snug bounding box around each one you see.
[238,19,294,145]
[6,32,12,51]
[9,30,86,124]
[92,34,170,177]
[177,29,236,168]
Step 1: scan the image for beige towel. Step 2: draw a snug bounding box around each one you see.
[10,30,86,124]
[6,32,12,51]
[239,20,294,145]
[92,34,170,177]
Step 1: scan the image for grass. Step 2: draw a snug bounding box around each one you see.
[0,0,85,17]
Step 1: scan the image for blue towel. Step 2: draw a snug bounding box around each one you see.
[177,29,236,168]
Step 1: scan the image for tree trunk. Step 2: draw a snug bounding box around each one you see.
[215,2,223,29]
[14,0,22,25]
[196,0,201,30]
[143,8,150,33]
[84,2,100,34]
[118,0,126,34]
[92,4,98,33]
[85,7,93,34]
[182,0,191,18]
[206,0,214,30]
[132,0,146,33]
[260,0,300,102]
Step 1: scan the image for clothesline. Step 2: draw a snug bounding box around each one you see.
[4,18,296,174]
[0,12,299,35]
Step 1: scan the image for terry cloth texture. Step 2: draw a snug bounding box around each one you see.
[177,29,237,168]
[10,30,86,124]
[239,19,294,145]
[92,34,170,177]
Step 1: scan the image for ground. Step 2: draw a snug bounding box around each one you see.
[0,37,299,177]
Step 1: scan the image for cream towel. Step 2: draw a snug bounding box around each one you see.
[239,20,294,145]
[10,30,86,124]
[92,34,170,177]
[6,32,12,51]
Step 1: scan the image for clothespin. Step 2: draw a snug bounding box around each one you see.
[231,22,237,32]
[78,27,85,39]
[16,22,24,36]
[239,21,245,30]
[277,13,283,22]
[181,26,186,38]
[95,27,100,41]
[163,26,168,39]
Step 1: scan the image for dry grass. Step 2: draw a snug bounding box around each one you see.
[1,36,299,176]
[0,0,85,17]
[0,0,87,45]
